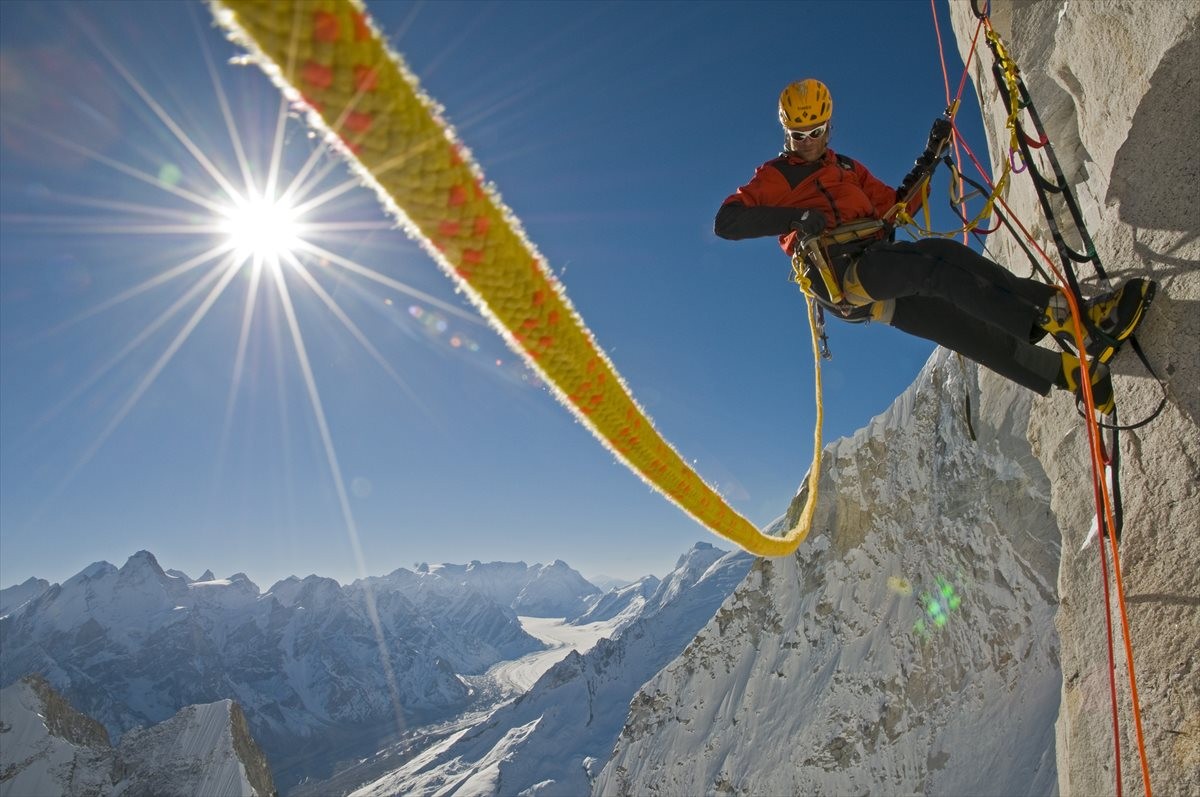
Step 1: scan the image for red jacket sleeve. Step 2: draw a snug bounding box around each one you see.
[721,162,793,208]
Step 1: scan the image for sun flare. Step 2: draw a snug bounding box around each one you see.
[220,192,303,261]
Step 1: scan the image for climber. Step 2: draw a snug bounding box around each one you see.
[714,78,1155,414]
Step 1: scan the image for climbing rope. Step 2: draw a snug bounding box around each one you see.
[935,3,1154,795]
[209,0,825,558]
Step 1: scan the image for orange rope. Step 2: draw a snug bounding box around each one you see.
[929,0,977,244]
[938,11,1152,796]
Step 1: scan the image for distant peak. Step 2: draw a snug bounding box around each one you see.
[123,550,165,575]
[78,561,117,580]
[672,542,727,573]
[199,569,216,581]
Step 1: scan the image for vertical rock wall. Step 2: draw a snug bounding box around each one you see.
[949,2,1200,794]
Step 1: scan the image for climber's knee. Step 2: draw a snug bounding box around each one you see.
[869,299,895,324]
[842,260,875,307]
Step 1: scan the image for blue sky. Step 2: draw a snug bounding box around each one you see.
[0,0,989,588]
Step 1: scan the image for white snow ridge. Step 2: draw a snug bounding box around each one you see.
[0,675,275,796]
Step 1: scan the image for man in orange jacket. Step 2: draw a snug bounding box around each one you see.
[715,79,1154,414]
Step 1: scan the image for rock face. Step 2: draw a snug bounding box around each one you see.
[947,2,1200,795]
[596,352,1063,795]
[0,675,276,797]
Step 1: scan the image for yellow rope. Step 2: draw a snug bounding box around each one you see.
[210,0,823,557]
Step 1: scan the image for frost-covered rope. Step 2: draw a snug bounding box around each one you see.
[208,0,824,557]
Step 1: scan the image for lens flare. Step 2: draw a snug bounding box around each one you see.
[220,192,303,260]
[912,574,965,642]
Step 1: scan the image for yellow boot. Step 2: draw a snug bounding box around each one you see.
[1056,352,1114,415]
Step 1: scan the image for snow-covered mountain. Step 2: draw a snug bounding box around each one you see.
[0,552,549,788]
[349,567,546,672]
[595,351,1062,795]
[117,699,276,797]
[0,674,275,796]
[348,542,753,797]
[419,559,602,619]
[0,577,51,618]
[583,574,637,593]
[574,574,660,627]
[1,674,114,797]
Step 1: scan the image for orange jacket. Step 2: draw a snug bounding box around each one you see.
[718,148,901,254]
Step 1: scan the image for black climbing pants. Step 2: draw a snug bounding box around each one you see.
[850,238,1063,394]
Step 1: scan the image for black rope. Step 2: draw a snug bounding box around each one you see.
[977,19,1171,546]
[945,157,1055,283]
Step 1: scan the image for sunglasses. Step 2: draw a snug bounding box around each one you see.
[788,124,828,141]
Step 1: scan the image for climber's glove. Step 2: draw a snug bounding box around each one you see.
[896,119,954,201]
[929,117,954,149]
[789,209,827,239]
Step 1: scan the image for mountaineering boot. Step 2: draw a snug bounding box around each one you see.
[1038,278,1157,364]
[1056,352,1115,415]
[1084,277,1156,362]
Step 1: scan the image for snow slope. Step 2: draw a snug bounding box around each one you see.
[117,700,274,797]
[352,543,753,797]
[0,577,51,619]
[0,675,113,797]
[486,617,620,695]
[0,675,275,797]
[572,575,659,629]
[290,613,623,797]
[596,351,1062,796]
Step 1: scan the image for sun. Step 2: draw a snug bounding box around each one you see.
[220,191,304,261]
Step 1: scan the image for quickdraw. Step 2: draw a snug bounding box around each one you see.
[977,18,1167,432]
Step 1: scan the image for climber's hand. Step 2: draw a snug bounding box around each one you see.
[929,117,954,148]
[790,209,827,239]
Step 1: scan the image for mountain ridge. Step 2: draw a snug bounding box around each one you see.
[0,550,610,788]
[0,674,276,797]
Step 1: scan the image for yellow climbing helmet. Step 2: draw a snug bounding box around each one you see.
[778,79,833,129]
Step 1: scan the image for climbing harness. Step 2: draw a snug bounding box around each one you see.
[210,0,826,558]
[788,217,891,359]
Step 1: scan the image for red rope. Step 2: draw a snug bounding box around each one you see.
[930,0,981,244]
[931,0,953,105]
[936,14,1152,795]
